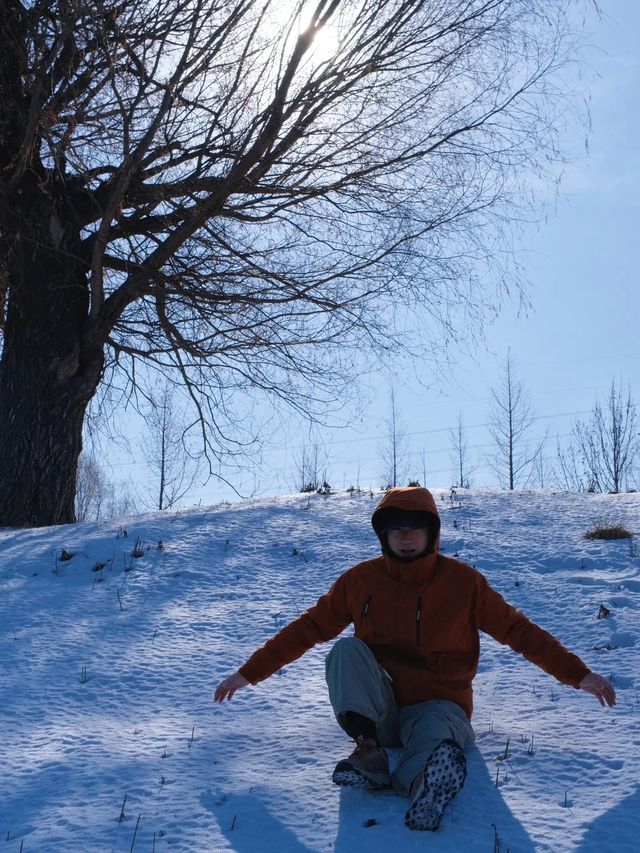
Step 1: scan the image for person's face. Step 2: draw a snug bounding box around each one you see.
[387,527,429,559]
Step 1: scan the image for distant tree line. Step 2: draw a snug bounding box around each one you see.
[368,361,638,496]
[76,362,638,519]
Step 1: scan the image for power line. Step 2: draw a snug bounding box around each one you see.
[103,408,590,470]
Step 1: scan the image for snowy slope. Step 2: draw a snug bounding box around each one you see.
[1,489,639,852]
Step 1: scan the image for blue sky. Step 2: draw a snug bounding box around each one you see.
[109,1,639,505]
[238,0,639,498]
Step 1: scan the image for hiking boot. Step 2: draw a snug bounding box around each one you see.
[332,736,391,790]
[404,739,466,831]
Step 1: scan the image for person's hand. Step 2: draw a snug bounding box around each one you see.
[214,671,250,703]
[578,672,616,707]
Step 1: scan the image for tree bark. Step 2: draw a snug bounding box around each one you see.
[0,172,103,527]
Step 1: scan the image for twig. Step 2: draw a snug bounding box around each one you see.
[117,589,124,611]
[118,793,127,822]
[501,737,510,760]
[129,813,141,851]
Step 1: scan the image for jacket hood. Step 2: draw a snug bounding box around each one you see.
[371,487,441,560]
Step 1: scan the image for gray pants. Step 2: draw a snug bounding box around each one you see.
[325,637,475,795]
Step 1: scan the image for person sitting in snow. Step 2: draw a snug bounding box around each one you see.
[214,486,616,832]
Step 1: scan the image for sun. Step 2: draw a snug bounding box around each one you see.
[270,1,343,67]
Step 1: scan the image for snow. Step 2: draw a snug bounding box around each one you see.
[1,488,639,852]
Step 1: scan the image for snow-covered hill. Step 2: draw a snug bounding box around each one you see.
[1,489,638,852]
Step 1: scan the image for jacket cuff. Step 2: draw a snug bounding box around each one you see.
[567,662,591,689]
[238,662,265,685]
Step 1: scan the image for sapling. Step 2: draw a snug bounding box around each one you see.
[498,738,510,760]
[131,537,145,558]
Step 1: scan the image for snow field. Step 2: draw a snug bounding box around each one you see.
[1,489,639,852]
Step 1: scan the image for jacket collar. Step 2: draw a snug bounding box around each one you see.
[382,552,439,584]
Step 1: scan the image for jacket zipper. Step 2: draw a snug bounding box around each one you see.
[361,594,372,622]
[416,596,422,646]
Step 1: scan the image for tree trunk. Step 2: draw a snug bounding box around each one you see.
[0,172,103,527]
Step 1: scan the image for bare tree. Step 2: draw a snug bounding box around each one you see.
[554,433,586,491]
[572,379,638,493]
[75,451,138,519]
[380,388,409,488]
[294,439,329,492]
[531,445,552,489]
[144,381,200,510]
[75,453,110,521]
[487,352,545,490]
[419,447,429,489]
[106,486,139,520]
[0,0,593,525]
[449,412,474,488]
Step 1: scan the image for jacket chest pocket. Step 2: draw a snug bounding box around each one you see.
[359,593,426,648]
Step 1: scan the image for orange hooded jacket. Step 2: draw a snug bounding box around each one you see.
[239,487,590,718]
